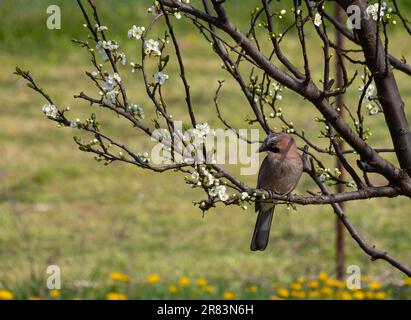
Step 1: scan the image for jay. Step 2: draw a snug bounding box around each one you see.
[251,133,303,251]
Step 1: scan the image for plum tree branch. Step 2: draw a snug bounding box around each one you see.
[15,0,411,277]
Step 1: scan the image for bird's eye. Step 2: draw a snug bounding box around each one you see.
[268,140,279,153]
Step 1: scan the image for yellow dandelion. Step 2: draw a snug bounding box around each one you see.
[106,292,128,300]
[247,286,258,293]
[318,272,328,281]
[307,280,319,289]
[353,290,365,300]
[325,278,344,287]
[325,278,334,286]
[203,285,215,293]
[277,288,289,298]
[291,290,306,299]
[369,281,381,290]
[147,273,160,284]
[0,290,13,300]
[73,297,82,300]
[365,291,375,299]
[341,291,352,300]
[223,292,235,300]
[179,276,190,287]
[320,286,332,296]
[375,292,387,300]
[271,296,284,300]
[308,291,320,299]
[168,285,179,294]
[110,272,130,282]
[50,290,61,298]
[296,277,305,283]
[403,278,411,286]
[291,282,302,290]
[196,278,207,286]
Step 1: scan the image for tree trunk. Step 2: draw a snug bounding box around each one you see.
[335,3,346,280]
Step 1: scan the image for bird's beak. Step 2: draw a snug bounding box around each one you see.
[256,144,267,153]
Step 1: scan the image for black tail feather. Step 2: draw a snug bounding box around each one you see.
[250,206,275,251]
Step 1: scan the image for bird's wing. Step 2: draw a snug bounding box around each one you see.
[256,156,271,212]
[256,156,269,189]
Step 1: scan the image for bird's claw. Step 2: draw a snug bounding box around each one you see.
[267,190,275,199]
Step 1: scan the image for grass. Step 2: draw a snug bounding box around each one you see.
[0,1,411,299]
[2,272,411,300]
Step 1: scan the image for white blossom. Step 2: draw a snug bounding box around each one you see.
[98,40,119,51]
[42,104,58,119]
[102,73,121,100]
[334,168,342,177]
[203,172,215,187]
[273,82,281,91]
[241,192,249,200]
[219,192,229,202]
[145,39,161,56]
[105,90,118,104]
[192,123,213,141]
[319,173,330,182]
[137,152,150,163]
[100,73,120,103]
[129,104,145,119]
[128,25,145,40]
[359,83,375,101]
[70,118,81,128]
[174,12,182,19]
[130,62,140,73]
[366,2,388,21]
[359,83,379,115]
[366,103,379,116]
[365,84,375,99]
[95,24,108,32]
[96,40,119,62]
[209,185,229,202]
[191,171,200,182]
[154,71,169,85]
[147,4,160,16]
[314,13,322,27]
[110,73,122,84]
[118,52,127,66]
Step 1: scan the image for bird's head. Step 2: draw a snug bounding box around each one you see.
[257,132,296,154]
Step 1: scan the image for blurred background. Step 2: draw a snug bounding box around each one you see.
[1,0,411,299]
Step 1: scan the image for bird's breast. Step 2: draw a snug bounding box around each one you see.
[260,156,303,195]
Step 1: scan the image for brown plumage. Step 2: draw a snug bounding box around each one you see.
[251,133,303,251]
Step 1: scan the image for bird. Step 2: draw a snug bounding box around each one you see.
[250,132,303,251]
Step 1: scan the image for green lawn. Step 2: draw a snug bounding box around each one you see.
[0,0,411,299]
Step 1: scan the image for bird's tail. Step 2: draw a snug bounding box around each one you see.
[250,206,275,251]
